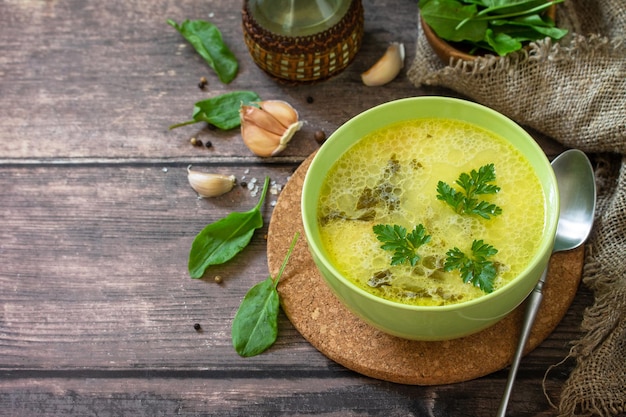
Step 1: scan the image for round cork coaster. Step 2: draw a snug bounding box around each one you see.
[267,153,584,385]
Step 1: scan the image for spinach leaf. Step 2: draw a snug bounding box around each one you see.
[188,176,270,279]
[232,232,300,357]
[169,90,260,130]
[167,19,238,84]
[420,0,487,42]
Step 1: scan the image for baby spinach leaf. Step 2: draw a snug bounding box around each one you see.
[167,19,238,84]
[485,29,521,56]
[420,0,487,42]
[232,277,279,357]
[169,90,260,130]
[232,232,300,357]
[188,176,270,279]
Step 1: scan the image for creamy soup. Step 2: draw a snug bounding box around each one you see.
[317,118,546,306]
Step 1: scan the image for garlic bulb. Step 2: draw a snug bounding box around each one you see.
[361,42,405,87]
[240,100,302,157]
[187,166,236,198]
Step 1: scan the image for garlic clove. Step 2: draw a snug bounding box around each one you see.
[187,166,236,198]
[258,100,299,129]
[272,121,303,156]
[241,121,284,157]
[361,42,405,87]
[240,104,286,136]
[240,99,302,157]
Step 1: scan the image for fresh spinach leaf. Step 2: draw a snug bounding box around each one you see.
[232,232,300,357]
[167,19,238,84]
[420,0,487,42]
[169,90,260,130]
[188,176,270,279]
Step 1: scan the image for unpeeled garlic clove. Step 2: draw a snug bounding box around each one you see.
[240,100,302,157]
[240,121,284,158]
[258,100,299,128]
[187,166,236,198]
[361,42,405,87]
[240,104,286,136]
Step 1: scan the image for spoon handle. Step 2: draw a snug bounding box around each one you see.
[496,267,548,417]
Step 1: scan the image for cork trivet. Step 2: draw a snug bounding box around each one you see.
[267,153,584,385]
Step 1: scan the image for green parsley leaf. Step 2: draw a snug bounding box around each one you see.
[444,239,498,293]
[373,224,431,266]
[436,163,502,219]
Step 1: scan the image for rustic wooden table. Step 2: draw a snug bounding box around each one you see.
[0,1,597,416]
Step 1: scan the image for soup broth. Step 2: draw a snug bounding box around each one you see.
[317,118,546,306]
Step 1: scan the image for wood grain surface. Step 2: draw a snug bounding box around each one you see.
[0,0,607,416]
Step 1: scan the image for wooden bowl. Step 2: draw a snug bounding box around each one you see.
[421,5,556,63]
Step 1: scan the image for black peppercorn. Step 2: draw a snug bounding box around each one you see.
[193,323,202,331]
[205,141,213,148]
[306,96,314,104]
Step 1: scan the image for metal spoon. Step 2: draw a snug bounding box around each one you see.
[497,149,596,417]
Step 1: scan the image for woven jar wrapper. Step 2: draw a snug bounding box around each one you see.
[408,1,626,416]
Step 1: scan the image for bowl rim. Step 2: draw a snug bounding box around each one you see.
[301,96,559,312]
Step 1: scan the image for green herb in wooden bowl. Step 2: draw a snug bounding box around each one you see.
[419,0,568,60]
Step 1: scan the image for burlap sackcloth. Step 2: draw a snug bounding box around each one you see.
[408,1,626,416]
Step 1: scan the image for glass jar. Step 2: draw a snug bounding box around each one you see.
[242,0,363,83]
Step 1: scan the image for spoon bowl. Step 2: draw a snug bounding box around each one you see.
[552,150,597,251]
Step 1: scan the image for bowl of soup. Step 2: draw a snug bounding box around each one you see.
[300,97,559,341]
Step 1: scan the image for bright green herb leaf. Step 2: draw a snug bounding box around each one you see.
[167,19,238,84]
[373,224,431,266]
[188,176,270,279]
[444,239,498,293]
[169,90,260,130]
[232,232,300,357]
[436,163,502,219]
[485,29,522,56]
[420,0,487,42]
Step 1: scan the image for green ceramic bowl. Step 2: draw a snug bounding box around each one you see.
[301,97,559,341]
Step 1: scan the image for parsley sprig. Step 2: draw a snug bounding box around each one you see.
[436,163,502,219]
[444,240,498,293]
[373,224,431,266]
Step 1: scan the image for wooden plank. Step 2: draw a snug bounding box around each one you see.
[0,373,575,416]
